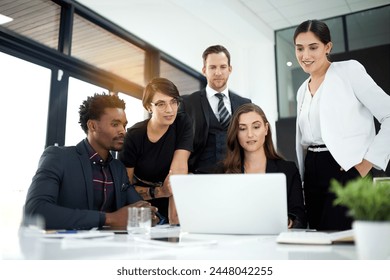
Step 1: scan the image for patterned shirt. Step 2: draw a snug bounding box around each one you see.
[84,140,116,213]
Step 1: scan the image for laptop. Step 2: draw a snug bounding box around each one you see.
[170,173,288,235]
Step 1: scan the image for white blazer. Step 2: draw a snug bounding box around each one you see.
[296,60,390,178]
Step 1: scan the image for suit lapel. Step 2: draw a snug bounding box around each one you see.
[265,159,278,173]
[229,91,239,111]
[76,141,94,209]
[109,161,121,209]
[200,89,210,129]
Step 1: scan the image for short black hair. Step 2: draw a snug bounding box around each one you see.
[78,93,126,134]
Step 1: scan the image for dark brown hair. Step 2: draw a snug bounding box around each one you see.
[223,103,283,173]
[202,45,231,67]
[142,77,180,111]
[293,19,332,45]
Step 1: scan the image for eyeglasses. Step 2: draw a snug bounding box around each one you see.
[150,98,180,111]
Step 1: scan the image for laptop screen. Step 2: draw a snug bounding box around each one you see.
[170,173,288,235]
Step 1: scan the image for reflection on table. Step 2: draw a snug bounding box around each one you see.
[3,226,357,260]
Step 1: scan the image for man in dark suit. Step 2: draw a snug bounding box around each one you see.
[24,94,157,230]
[180,45,251,173]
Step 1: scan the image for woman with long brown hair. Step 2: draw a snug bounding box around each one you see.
[223,103,306,228]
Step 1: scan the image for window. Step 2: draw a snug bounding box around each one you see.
[160,59,202,96]
[65,77,108,146]
[72,13,146,87]
[0,51,50,232]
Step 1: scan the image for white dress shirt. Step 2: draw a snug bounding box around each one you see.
[206,85,232,120]
[298,83,325,146]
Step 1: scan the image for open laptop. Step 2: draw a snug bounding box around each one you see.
[170,173,288,235]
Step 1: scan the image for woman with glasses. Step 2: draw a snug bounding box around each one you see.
[119,77,193,225]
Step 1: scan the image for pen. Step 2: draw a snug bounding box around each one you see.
[155,211,167,225]
[45,230,78,234]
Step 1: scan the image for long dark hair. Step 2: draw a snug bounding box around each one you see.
[293,19,331,45]
[223,103,283,173]
[293,20,332,59]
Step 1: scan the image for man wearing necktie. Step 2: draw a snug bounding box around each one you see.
[180,45,251,173]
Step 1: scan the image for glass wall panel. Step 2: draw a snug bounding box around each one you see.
[160,60,202,96]
[0,51,50,236]
[275,27,298,118]
[323,18,345,55]
[347,6,390,51]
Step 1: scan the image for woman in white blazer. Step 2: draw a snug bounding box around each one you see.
[294,20,390,230]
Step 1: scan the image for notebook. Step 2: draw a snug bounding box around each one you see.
[170,173,288,235]
[276,229,354,245]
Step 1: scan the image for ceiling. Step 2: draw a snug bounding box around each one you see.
[238,0,390,30]
[1,0,388,96]
[78,0,390,32]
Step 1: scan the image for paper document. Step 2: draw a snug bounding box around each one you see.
[276,229,354,245]
[43,230,114,239]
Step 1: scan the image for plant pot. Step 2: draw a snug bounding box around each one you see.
[353,220,390,259]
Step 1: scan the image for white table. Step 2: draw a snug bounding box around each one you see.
[4,227,357,260]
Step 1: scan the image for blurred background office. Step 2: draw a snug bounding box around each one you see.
[0,0,389,251]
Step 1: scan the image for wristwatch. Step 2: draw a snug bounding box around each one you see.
[149,187,155,199]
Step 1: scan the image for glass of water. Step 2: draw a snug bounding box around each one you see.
[127,207,151,234]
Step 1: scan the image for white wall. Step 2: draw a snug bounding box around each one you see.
[78,0,278,132]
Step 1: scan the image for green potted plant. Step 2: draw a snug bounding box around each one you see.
[331,176,390,259]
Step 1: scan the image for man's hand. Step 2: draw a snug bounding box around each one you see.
[105,200,151,228]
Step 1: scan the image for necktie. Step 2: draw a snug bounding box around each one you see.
[215,93,231,129]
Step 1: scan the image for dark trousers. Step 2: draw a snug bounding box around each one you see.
[304,150,364,231]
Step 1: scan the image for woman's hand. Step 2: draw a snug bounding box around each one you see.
[155,170,173,198]
[288,218,293,229]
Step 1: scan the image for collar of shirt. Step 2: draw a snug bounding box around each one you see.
[205,86,232,115]
[83,138,113,166]
[205,85,229,99]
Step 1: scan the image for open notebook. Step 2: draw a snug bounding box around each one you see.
[276,229,354,245]
[170,173,288,235]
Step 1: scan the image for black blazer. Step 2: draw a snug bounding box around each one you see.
[180,89,251,171]
[24,140,142,230]
[266,159,307,228]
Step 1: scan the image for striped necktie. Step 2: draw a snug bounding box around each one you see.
[215,93,231,129]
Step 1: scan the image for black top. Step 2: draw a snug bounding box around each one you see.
[266,159,307,229]
[119,112,193,183]
[119,113,193,222]
[119,114,192,182]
